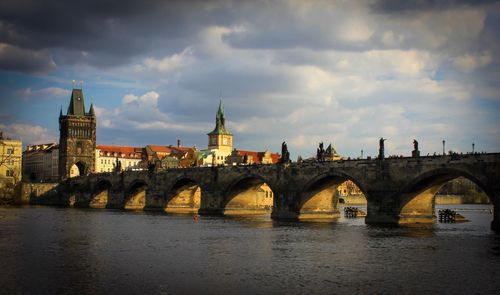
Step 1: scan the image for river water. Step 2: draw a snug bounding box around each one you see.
[0,205,499,295]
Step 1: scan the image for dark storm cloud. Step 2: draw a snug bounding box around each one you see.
[0,0,235,70]
[372,0,499,13]
[0,43,55,73]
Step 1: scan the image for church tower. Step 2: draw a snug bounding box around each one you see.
[207,99,232,154]
[59,88,96,180]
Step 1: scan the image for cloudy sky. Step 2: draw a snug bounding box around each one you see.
[0,0,499,159]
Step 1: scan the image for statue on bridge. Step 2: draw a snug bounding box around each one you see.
[114,157,122,173]
[379,137,386,160]
[279,141,291,164]
[317,142,325,162]
[412,139,420,158]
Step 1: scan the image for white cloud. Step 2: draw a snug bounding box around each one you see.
[121,91,159,106]
[453,51,493,73]
[340,19,375,43]
[141,47,194,73]
[0,123,57,146]
[97,91,206,133]
[19,87,70,99]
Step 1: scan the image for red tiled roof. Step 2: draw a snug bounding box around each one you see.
[147,145,173,153]
[237,150,280,164]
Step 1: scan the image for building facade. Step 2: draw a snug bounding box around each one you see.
[226,149,280,165]
[22,143,59,182]
[143,144,200,170]
[96,145,143,173]
[59,88,96,179]
[0,132,22,187]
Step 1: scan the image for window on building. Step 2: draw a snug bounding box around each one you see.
[6,148,13,154]
[6,170,14,177]
[76,142,83,154]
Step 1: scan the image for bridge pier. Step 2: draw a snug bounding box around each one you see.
[198,190,224,216]
[492,194,500,232]
[365,191,400,225]
[74,191,92,207]
[270,190,300,220]
[105,190,124,209]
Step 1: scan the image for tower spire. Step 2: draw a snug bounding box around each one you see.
[208,96,231,136]
[89,103,95,117]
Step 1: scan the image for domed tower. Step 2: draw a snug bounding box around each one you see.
[58,87,96,180]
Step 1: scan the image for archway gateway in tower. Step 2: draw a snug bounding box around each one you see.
[69,162,86,178]
[164,179,201,214]
[223,177,274,216]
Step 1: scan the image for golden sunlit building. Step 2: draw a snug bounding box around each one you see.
[0,131,22,186]
[226,149,280,165]
[96,145,144,172]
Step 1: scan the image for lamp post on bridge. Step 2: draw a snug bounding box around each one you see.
[442,140,445,156]
[361,150,363,159]
[472,142,475,154]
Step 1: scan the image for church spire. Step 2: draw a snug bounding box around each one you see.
[208,97,231,136]
[217,98,225,127]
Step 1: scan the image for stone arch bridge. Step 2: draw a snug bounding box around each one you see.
[58,153,500,230]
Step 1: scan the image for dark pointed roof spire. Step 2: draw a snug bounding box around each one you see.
[208,97,231,135]
[67,88,86,116]
[89,103,95,117]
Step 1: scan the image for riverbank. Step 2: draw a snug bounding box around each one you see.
[339,194,491,205]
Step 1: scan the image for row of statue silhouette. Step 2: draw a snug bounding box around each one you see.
[280,138,420,163]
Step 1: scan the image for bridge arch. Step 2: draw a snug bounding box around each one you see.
[398,167,494,224]
[297,172,367,220]
[164,177,202,214]
[222,174,275,216]
[67,183,83,207]
[124,179,149,210]
[90,179,112,209]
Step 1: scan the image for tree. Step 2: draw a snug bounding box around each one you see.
[0,140,16,169]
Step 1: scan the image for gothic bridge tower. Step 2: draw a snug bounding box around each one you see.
[59,88,96,180]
